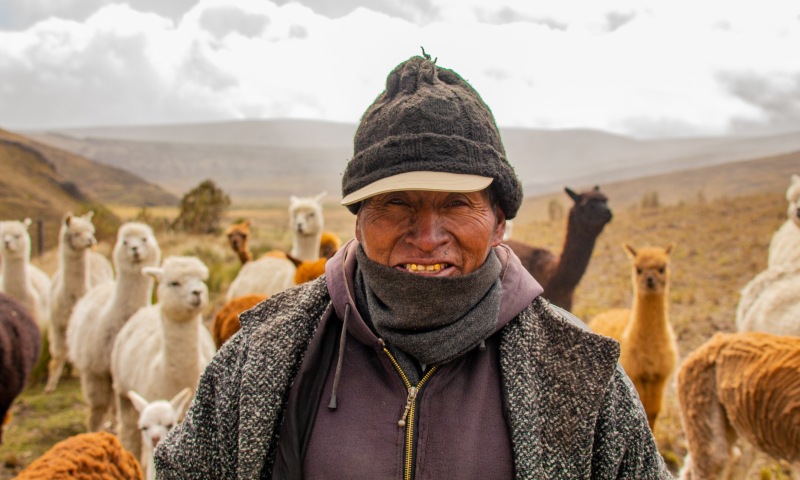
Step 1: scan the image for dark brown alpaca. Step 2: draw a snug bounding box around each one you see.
[506,186,613,311]
[1,292,41,444]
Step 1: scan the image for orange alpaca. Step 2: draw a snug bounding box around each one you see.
[225,220,253,264]
[588,243,678,432]
[212,294,267,348]
[14,431,143,480]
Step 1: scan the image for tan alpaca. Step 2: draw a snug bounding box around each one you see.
[677,331,800,480]
[225,220,253,265]
[588,243,678,431]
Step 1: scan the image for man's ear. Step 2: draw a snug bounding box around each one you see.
[491,209,506,247]
[354,213,363,243]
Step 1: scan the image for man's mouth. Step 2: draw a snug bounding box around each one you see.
[403,263,448,272]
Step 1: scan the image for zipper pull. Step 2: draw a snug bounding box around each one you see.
[397,386,418,427]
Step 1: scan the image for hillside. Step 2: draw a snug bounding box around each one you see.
[0,129,177,207]
[23,120,800,201]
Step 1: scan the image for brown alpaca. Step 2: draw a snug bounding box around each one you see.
[226,220,253,264]
[14,431,143,479]
[506,186,612,311]
[1,292,41,444]
[588,243,678,432]
[676,331,800,480]
[212,294,267,348]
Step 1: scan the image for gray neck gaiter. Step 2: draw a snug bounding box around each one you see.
[354,245,502,366]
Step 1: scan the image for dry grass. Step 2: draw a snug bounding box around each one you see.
[1,187,791,479]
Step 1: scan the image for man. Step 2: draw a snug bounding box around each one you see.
[155,54,671,479]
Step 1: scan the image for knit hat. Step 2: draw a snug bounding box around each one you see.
[340,54,523,219]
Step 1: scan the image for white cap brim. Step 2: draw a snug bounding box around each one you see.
[341,171,493,206]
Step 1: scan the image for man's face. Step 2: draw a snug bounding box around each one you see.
[355,189,506,276]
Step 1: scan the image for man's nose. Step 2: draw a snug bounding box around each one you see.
[407,212,447,251]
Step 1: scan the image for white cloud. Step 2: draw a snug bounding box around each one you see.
[0,0,799,137]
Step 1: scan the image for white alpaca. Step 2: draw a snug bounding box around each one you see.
[289,192,326,261]
[0,218,51,331]
[67,222,161,432]
[45,212,113,393]
[225,255,296,301]
[111,256,215,461]
[768,174,800,267]
[736,261,800,336]
[128,388,193,480]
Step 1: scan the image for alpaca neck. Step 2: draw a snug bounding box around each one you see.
[237,248,253,264]
[113,269,154,320]
[292,232,321,261]
[160,314,202,384]
[548,222,599,289]
[1,253,32,302]
[60,245,90,296]
[144,446,156,480]
[625,291,671,339]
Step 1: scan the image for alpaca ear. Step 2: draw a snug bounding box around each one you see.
[64,212,74,226]
[665,243,675,255]
[128,391,150,414]
[142,266,164,282]
[84,211,95,221]
[289,195,299,206]
[23,218,32,229]
[314,191,327,203]
[171,388,194,418]
[791,174,800,185]
[565,187,580,202]
[286,253,303,268]
[243,219,251,228]
[622,243,637,258]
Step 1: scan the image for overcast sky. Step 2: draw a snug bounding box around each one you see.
[1,0,799,138]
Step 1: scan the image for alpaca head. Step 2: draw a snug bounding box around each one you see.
[226,220,251,254]
[128,388,193,451]
[623,243,673,297]
[144,256,209,322]
[289,192,326,237]
[113,222,161,274]
[785,173,800,228]
[0,218,32,261]
[565,186,613,234]
[61,211,97,254]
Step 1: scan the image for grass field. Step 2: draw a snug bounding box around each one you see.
[0,186,793,478]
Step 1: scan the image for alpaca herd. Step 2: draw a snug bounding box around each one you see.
[2,174,800,478]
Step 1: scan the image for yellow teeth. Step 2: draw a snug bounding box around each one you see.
[405,263,445,272]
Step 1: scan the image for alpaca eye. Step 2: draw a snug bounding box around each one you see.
[123,240,128,245]
[636,268,642,275]
[169,281,180,287]
[658,267,665,274]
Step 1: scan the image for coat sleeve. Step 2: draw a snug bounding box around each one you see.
[154,332,246,480]
[591,366,674,479]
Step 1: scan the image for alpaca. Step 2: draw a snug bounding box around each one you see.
[319,230,342,260]
[13,431,143,480]
[0,218,52,331]
[735,261,800,336]
[226,220,253,264]
[67,222,161,432]
[45,211,113,393]
[289,192,326,261]
[768,173,800,267]
[111,256,215,461]
[506,186,613,311]
[677,331,800,480]
[128,388,193,480]
[212,294,267,348]
[588,243,678,432]
[0,292,41,444]
[225,255,296,301]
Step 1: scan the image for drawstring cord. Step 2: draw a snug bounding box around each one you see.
[328,303,350,410]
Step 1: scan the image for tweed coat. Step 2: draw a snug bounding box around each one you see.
[155,274,670,479]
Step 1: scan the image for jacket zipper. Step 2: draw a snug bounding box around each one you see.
[383,347,438,480]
